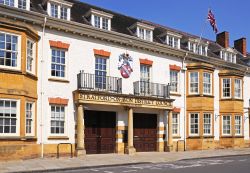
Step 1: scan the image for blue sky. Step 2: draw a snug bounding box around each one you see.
[80,0,250,51]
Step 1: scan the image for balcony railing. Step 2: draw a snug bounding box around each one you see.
[134,81,170,98]
[77,71,122,93]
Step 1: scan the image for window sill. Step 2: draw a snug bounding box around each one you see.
[202,135,214,138]
[48,78,70,83]
[0,67,22,74]
[21,136,37,141]
[170,93,181,97]
[0,136,21,140]
[172,135,181,139]
[187,94,214,98]
[48,136,69,140]
[220,135,233,138]
[220,98,243,101]
[26,72,38,80]
[187,135,200,139]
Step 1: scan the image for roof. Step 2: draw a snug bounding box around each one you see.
[30,0,249,67]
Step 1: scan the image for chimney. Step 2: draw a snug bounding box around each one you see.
[234,38,247,57]
[216,31,229,48]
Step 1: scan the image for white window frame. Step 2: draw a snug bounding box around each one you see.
[170,70,179,93]
[222,115,231,136]
[47,1,71,21]
[222,78,231,99]
[91,14,111,31]
[0,0,30,10]
[234,79,242,99]
[25,102,35,136]
[50,104,66,136]
[203,72,212,95]
[137,27,153,42]
[203,113,212,136]
[0,99,20,137]
[235,115,242,136]
[189,113,199,136]
[0,31,21,71]
[50,48,68,80]
[26,39,36,74]
[189,71,199,95]
[172,113,179,136]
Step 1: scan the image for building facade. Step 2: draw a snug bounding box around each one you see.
[0,0,250,160]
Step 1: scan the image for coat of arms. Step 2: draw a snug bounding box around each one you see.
[118,53,133,78]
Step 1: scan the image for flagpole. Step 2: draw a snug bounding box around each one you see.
[197,8,210,47]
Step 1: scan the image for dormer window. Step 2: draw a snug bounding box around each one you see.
[188,40,208,56]
[220,50,236,63]
[163,32,181,49]
[47,0,72,21]
[86,9,113,31]
[0,0,30,10]
[130,22,154,42]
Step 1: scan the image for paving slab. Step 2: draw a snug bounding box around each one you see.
[1,148,250,173]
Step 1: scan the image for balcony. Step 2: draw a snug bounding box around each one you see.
[77,71,122,93]
[134,81,170,98]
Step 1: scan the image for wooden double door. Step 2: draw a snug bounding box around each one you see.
[84,110,116,154]
[133,113,157,152]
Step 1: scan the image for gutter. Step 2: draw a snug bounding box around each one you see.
[40,16,47,158]
[182,52,188,151]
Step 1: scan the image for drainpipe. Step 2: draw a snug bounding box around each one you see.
[40,16,47,158]
[182,52,188,151]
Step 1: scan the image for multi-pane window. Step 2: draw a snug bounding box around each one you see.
[172,113,179,135]
[221,51,236,63]
[222,78,231,98]
[139,28,144,39]
[95,56,107,89]
[25,102,33,134]
[94,15,101,28]
[235,115,242,135]
[189,42,207,56]
[170,70,178,93]
[203,113,212,135]
[0,33,18,67]
[203,72,212,95]
[60,6,67,20]
[167,36,179,48]
[190,113,199,135]
[145,30,151,41]
[0,100,17,134]
[18,0,26,9]
[51,105,65,134]
[222,115,231,135]
[189,42,194,52]
[0,0,14,6]
[51,49,66,78]
[102,17,109,30]
[51,3,58,18]
[189,72,199,94]
[140,64,151,95]
[234,79,242,99]
[26,40,33,72]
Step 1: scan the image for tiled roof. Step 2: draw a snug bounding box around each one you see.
[30,0,249,67]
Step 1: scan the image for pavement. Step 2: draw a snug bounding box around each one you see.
[1,148,250,173]
[61,155,250,173]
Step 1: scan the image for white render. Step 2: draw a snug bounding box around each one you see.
[30,14,249,149]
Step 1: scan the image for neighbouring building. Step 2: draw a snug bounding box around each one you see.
[0,0,250,160]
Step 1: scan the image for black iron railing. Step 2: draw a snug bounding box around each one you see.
[133,81,170,98]
[77,71,122,93]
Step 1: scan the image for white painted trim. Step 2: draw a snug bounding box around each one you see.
[189,113,199,136]
[0,98,20,137]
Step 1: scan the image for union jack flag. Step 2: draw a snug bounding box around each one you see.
[207,9,218,33]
